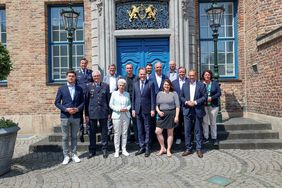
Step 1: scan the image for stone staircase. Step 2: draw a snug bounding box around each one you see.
[29,118,282,152]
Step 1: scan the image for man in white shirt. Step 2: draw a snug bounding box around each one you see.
[180,69,207,158]
[103,64,119,137]
[55,70,84,165]
[166,60,178,82]
[172,67,189,145]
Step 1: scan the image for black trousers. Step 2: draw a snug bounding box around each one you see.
[89,118,108,153]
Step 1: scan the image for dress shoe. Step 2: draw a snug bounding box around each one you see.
[135,149,145,156]
[102,150,108,159]
[197,150,203,158]
[144,150,150,157]
[182,150,193,156]
[87,152,96,159]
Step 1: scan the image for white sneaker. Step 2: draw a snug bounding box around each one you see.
[122,150,129,156]
[175,139,181,145]
[114,151,119,158]
[71,154,81,163]
[62,156,70,165]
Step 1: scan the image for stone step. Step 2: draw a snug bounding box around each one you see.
[53,123,272,133]
[217,130,279,140]
[48,129,279,143]
[218,139,282,149]
[217,123,272,131]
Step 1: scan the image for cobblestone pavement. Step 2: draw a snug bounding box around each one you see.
[1,136,282,188]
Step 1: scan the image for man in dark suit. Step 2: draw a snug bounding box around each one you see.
[180,69,207,158]
[132,68,155,157]
[75,57,93,142]
[85,70,111,159]
[123,63,139,145]
[55,70,84,165]
[172,67,189,145]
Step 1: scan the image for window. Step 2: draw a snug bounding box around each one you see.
[0,8,7,83]
[199,1,238,78]
[48,5,84,82]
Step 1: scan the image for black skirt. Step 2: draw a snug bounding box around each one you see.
[157,109,176,129]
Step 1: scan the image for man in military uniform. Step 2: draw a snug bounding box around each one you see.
[75,58,93,142]
[85,70,111,159]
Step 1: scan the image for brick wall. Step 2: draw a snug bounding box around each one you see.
[0,0,92,133]
[244,0,282,117]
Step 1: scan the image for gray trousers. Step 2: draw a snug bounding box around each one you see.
[61,117,80,157]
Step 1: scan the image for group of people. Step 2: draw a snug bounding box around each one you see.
[55,58,221,165]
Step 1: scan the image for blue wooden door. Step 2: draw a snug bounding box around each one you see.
[117,38,169,76]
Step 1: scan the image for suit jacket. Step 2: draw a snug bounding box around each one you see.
[180,80,208,118]
[54,84,84,119]
[109,91,131,119]
[85,82,110,119]
[205,80,221,107]
[75,68,93,93]
[166,70,178,82]
[172,77,189,106]
[132,79,155,114]
[149,73,168,96]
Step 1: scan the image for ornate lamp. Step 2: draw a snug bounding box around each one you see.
[61,3,80,70]
[206,1,225,80]
[206,1,225,123]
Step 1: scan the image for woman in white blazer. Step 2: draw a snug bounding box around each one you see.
[109,78,131,157]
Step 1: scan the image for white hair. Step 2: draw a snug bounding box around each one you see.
[92,70,101,76]
[118,78,127,86]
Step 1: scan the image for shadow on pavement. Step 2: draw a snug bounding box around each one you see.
[0,152,62,179]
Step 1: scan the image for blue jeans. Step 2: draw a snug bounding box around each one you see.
[61,117,80,157]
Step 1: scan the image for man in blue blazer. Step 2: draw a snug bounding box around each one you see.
[172,67,189,145]
[75,57,93,142]
[85,70,111,159]
[132,68,155,157]
[55,70,84,165]
[180,69,207,158]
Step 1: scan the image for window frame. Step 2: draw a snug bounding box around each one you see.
[47,4,85,83]
[0,7,7,85]
[198,0,238,79]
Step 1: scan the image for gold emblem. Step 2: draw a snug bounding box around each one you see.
[127,5,139,22]
[127,4,157,22]
[145,5,157,21]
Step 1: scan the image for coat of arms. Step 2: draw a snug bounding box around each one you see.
[127,4,157,22]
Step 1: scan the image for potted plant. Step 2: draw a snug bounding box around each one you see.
[0,118,20,175]
[0,42,12,80]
